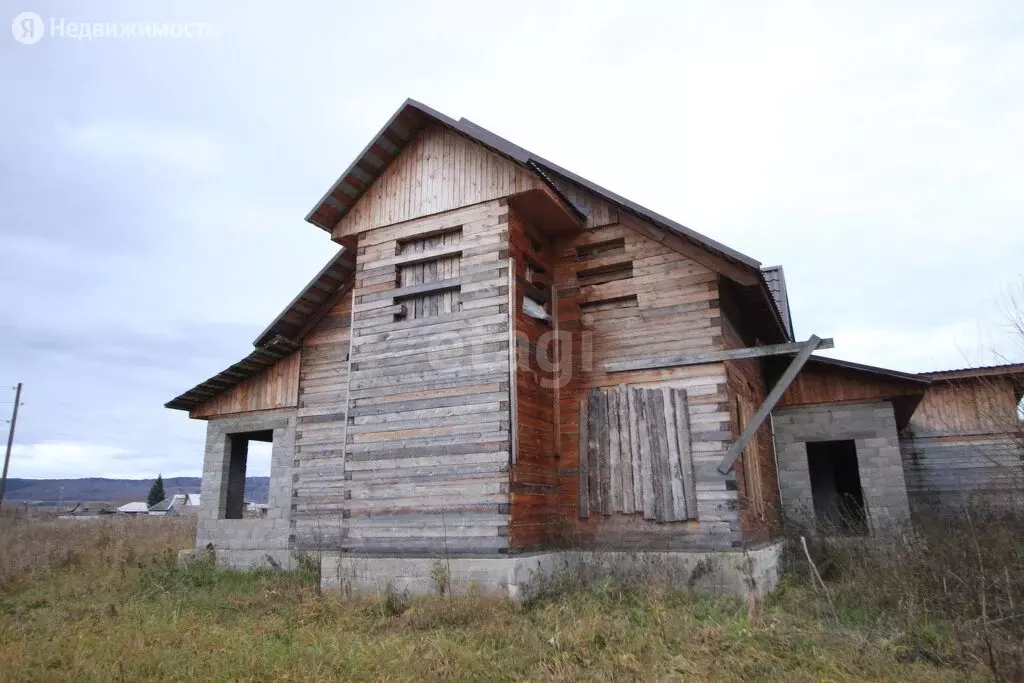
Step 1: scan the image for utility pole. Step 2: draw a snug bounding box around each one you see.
[0,383,23,510]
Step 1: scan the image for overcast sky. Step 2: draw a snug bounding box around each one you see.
[1,1,1022,479]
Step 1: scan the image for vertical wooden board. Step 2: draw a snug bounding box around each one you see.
[607,389,621,513]
[662,386,688,522]
[587,389,602,515]
[578,399,589,519]
[617,384,635,514]
[626,386,645,515]
[648,388,674,523]
[508,258,518,465]
[633,388,657,520]
[672,389,697,520]
[598,390,612,515]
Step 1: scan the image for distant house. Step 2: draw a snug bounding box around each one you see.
[117,502,150,514]
[58,502,117,519]
[148,493,200,517]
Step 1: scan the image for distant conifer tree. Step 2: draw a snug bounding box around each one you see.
[147,474,165,508]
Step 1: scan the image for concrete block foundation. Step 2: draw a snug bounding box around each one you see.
[318,542,784,601]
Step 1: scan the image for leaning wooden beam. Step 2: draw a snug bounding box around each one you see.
[717,335,825,474]
[603,338,834,373]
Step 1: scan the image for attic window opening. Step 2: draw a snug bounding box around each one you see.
[394,229,463,320]
[223,430,273,520]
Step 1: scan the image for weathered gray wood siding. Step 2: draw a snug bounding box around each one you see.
[900,377,1024,509]
[341,200,513,553]
[291,287,354,549]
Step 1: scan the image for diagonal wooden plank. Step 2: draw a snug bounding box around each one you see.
[603,338,834,373]
[717,335,825,474]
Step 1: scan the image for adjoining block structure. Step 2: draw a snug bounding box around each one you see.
[194,410,296,568]
[774,401,911,533]
[167,99,1024,595]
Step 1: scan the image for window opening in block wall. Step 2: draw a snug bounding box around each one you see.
[223,429,273,520]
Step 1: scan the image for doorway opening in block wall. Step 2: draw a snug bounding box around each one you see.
[223,430,273,519]
[806,439,867,534]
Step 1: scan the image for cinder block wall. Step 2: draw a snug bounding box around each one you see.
[195,409,296,568]
[773,401,911,534]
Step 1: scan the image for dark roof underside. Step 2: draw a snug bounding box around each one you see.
[165,335,300,412]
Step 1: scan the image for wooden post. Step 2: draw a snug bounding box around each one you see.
[0,383,23,509]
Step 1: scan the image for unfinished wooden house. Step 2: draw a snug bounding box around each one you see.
[167,99,1024,595]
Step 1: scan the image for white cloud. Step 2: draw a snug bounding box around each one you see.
[11,442,138,479]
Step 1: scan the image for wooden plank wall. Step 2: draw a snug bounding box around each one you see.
[907,379,1019,435]
[552,215,741,550]
[334,123,542,240]
[776,364,923,409]
[339,200,513,553]
[901,377,1024,509]
[720,306,780,543]
[291,288,353,549]
[901,434,1024,508]
[508,209,558,549]
[191,352,300,419]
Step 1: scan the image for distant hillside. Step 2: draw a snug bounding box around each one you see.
[4,477,270,505]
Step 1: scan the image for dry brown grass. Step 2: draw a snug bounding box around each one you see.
[0,514,999,682]
[0,514,194,591]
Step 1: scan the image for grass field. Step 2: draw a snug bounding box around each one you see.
[0,515,1012,681]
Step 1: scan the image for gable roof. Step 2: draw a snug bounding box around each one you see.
[170,99,795,414]
[306,98,762,271]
